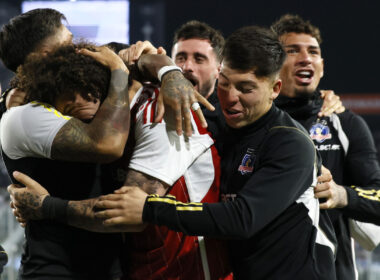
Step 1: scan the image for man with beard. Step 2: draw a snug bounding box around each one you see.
[171,20,224,107]
[271,14,380,280]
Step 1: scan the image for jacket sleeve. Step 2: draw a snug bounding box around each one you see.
[143,127,317,238]
[339,112,380,224]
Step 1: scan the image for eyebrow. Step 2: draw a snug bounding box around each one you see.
[284,44,320,50]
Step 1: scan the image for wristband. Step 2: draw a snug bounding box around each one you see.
[42,196,69,223]
[157,65,182,82]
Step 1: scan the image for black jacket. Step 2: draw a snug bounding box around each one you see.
[144,105,336,279]
[276,91,380,280]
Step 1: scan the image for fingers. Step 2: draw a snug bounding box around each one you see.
[191,92,209,128]
[182,102,192,137]
[95,200,123,209]
[119,41,160,65]
[12,171,47,195]
[196,92,215,111]
[318,90,345,117]
[154,93,165,123]
[78,46,127,72]
[157,46,167,55]
[6,88,27,109]
[174,105,183,136]
[114,186,130,194]
[94,209,122,219]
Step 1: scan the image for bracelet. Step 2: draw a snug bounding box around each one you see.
[157,65,182,82]
[42,196,69,223]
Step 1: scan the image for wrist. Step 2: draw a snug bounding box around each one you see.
[157,65,182,82]
[42,196,69,223]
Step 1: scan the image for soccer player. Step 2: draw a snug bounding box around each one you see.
[89,26,337,280]
[271,14,380,280]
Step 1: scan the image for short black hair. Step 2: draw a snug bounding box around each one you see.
[173,20,224,62]
[105,42,130,54]
[15,43,110,106]
[223,26,286,78]
[270,14,322,45]
[0,8,66,72]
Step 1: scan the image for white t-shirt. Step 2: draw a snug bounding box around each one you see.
[128,87,214,187]
[0,101,71,160]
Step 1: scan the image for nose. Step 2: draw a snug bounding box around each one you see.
[297,49,312,65]
[182,58,194,72]
[218,86,239,106]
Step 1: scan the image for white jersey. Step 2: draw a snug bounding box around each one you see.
[0,101,71,160]
[128,86,214,187]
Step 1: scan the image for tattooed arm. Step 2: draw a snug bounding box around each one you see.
[65,169,168,232]
[8,169,168,232]
[51,47,130,163]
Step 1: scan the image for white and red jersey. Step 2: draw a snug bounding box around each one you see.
[125,85,232,280]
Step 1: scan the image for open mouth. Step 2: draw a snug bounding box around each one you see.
[295,69,314,84]
[183,73,198,87]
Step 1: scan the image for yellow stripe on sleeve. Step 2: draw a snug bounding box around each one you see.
[147,196,203,211]
[31,101,71,120]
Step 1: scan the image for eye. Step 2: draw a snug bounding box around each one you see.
[286,49,297,54]
[175,56,185,63]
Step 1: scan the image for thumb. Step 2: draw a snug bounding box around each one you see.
[13,171,46,192]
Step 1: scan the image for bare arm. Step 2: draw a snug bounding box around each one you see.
[51,47,130,163]
[65,169,168,232]
[9,170,168,232]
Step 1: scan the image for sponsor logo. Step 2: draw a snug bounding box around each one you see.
[238,148,255,175]
[221,193,237,202]
[316,144,341,151]
[309,121,332,143]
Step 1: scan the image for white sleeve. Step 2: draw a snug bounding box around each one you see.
[349,219,380,251]
[128,89,214,185]
[0,102,71,159]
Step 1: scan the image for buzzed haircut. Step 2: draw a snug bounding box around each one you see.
[270,14,322,45]
[15,43,110,105]
[173,20,225,62]
[222,26,286,78]
[0,8,66,72]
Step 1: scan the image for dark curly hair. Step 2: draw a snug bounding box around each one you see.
[223,26,286,79]
[14,42,110,106]
[173,20,225,62]
[270,14,322,45]
[0,8,66,72]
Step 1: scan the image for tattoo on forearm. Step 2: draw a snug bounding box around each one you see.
[125,169,168,195]
[51,69,130,162]
[66,198,107,232]
[15,192,44,220]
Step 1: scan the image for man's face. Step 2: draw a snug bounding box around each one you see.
[55,93,100,121]
[172,38,219,98]
[217,64,281,129]
[279,32,324,97]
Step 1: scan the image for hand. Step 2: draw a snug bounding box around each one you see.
[317,165,332,184]
[118,40,166,65]
[318,90,345,117]
[315,166,348,209]
[77,46,128,73]
[156,71,215,136]
[7,171,50,226]
[95,186,148,228]
[6,88,27,109]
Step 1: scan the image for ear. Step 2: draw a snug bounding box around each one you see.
[215,62,221,79]
[271,78,282,100]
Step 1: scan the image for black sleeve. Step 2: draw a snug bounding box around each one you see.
[143,127,317,238]
[339,112,380,224]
